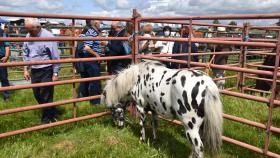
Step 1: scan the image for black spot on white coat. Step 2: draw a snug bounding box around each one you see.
[191,82,200,109]
[194,138,198,146]
[192,117,196,124]
[188,121,193,129]
[159,71,167,85]
[181,75,186,87]
[197,98,205,117]
[182,91,191,111]
[177,99,187,115]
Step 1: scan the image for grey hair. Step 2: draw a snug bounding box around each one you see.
[88,20,101,26]
[25,18,41,27]
[116,21,125,28]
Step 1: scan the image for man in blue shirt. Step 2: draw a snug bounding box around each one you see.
[23,18,61,124]
[106,21,130,74]
[0,28,11,101]
[171,26,198,69]
[78,20,104,105]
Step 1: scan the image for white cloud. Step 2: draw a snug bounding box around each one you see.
[0,5,12,11]
[36,0,64,10]
[93,0,112,10]
[116,0,130,9]
[0,0,64,12]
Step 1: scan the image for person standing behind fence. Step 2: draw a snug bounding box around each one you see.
[154,26,174,67]
[0,27,11,102]
[139,23,155,54]
[170,26,198,69]
[106,21,130,75]
[78,20,105,105]
[22,18,61,124]
[210,45,231,90]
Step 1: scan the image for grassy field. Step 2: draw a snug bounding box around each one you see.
[0,67,280,158]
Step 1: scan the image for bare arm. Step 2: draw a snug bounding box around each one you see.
[5,46,10,59]
[1,42,10,63]
[83,45,100,57]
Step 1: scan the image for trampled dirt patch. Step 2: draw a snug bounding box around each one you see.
[52,140,75,151]
[106,136,120,145]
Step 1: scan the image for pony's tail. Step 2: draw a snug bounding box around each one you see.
[202,81,223,155]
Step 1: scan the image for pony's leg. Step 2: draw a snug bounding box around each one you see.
[137,106,146,142]
[151,110,158,141]
[185,127,204,158]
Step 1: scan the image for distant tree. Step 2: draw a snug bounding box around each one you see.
[212,19,220,31]
[228,21,237,26]
[227,21,238,32]
[276,19,280,26]
[213,19,220,24]
[197,27,209,32]
[244,22,251,26]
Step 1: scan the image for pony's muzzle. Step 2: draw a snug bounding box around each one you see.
[111,107,125,128]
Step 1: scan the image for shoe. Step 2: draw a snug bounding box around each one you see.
[53,109,62,118]
[50,117,58,122]
[41,117,51,124]
[3,98,10,102]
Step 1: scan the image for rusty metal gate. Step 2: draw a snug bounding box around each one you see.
[0,9,279,157]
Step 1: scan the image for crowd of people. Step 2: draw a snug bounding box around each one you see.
[0,18,210,124]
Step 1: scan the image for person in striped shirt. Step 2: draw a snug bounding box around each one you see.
[78,20,106,105]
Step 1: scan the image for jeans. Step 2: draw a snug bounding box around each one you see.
[107,60,129,75]
[0,64,10,100]
[79,61,101,105]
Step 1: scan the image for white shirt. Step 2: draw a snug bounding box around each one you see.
[155,38,174,54]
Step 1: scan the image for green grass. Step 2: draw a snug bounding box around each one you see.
[0,71,280,157]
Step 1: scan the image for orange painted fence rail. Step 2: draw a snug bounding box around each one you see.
[0,9,280,157]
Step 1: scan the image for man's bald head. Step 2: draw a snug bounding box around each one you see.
[111,21,124,32]
[24,18,41,36]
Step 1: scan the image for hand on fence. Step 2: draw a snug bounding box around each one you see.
[23,70,30,81]
[0,56,9,63]
[96,55,102,64]
[100,41,108,46]
[52,75,59,82]
[83,45,92,52]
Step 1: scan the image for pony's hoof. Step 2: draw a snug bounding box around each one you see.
[139,137,145,143]
[152,138,157,144]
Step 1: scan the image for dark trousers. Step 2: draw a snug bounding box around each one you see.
[31,66,58,120]
[0,65,10,100]
[108,61,123,75]
[79,61,101,105]
[107,60,130,75]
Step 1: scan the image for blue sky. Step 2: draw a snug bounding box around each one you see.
[0,0,279,25]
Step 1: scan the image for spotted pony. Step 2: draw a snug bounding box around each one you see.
[101,60,223,158]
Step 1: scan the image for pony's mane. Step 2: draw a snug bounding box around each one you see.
[101,60,165,107]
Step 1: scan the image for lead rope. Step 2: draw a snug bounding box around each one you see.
[205,54,215,75]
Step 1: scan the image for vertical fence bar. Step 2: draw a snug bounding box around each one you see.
[237,23,249,92]
[263,30,280,154]
[187,18,192,68]
[71,19,77,118]
[132,9,140,63]
[129,9,140,117]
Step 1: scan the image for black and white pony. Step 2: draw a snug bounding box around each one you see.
[101,61,223,158]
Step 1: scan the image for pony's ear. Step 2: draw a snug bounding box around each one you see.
[100,95,105,104]
[100,90,106,104]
